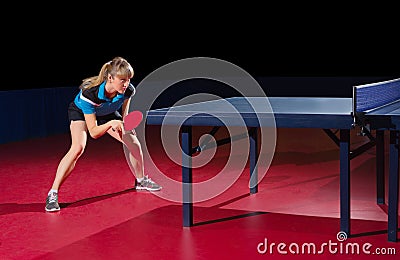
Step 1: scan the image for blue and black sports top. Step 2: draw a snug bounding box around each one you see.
[73,81,135,116]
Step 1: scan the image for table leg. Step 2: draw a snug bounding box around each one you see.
[250,127,258,194]
[388,130,399,242]
[182,126,193,227]
[340,129,350,236]
[376,130,385,204]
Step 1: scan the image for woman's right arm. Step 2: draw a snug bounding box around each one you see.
[84,113,122,139]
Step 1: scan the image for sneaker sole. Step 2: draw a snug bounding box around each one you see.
[45,207,60,212]
[135,187,162,191]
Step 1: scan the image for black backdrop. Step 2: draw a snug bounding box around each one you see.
[3,11,400,97]
[5,42,399,94]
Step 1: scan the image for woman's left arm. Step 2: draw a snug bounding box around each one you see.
[122,98,131,117]
[122,83,135,117]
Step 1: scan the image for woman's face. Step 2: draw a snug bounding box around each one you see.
[111,75,131,94]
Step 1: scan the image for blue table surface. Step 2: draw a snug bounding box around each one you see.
[146,97,355,128]
[364,100,400,129]
[366,100,400,116]
[148,97,353,115]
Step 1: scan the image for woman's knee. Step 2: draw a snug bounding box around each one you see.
[70,144,85,158]
[123,133,141,145]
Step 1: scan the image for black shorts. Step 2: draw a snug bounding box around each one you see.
[67,102,122,125]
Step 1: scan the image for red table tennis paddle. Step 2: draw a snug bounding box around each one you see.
[124,110,143,131]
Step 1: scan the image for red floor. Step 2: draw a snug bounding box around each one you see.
[1,126,400,259]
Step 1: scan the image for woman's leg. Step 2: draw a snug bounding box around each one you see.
[107,128,144,178]
[51,120,88,190]
[108,128,161,191]
[46,120,87,212]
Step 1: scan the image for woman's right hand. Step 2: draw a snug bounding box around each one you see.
[109,120,124,132]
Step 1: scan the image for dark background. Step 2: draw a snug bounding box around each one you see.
[5,38,399,92]
[3,10,399,95]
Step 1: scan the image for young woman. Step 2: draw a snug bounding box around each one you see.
[45,56,161,212]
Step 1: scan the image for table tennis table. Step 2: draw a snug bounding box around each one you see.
[354,78,400,242]
[145,77,400,242]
